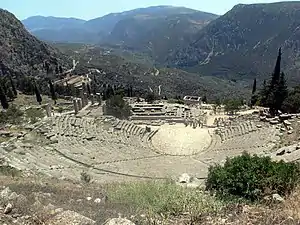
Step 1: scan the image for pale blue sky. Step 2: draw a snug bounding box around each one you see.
[1,0,290,20]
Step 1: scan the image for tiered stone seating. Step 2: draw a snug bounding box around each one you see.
[218,121,258,141]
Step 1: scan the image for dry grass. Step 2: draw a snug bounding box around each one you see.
[106,180,224,223]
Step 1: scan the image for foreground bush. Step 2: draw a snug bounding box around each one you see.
[206,152,300,201]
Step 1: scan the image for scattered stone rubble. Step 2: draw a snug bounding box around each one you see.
[0,186,136,225]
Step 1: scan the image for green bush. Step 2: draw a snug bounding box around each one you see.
[0,104,23,124]
[206,152,300,201]
[105,95,131,119]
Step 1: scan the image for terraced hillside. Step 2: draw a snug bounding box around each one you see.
[0,109,280,183]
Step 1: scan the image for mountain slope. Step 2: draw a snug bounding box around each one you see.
[166,2,300,84]
[54,43,247,99]
[22,6,218,45]
[85,5,216,35]
[103,11,216,62]
[0,9,70,78]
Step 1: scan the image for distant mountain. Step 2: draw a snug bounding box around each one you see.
[0,8,245,99]
[104,11,217,62]
[0,9,70,79]
[23,16,86,31]
[21,6,218,45]
[165,2,300,85]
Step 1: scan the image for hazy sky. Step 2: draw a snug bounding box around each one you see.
[1,0,290,20]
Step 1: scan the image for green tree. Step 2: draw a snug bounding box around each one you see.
[250,78,258,107]
[145,92,156,103]
[224,99,242,115]
[105,95,131,119]
[6,87,15,101]
[259,80,268,106]
[34,84,42,105]
[0,85,8,109]
[9,76,17,97]
[252,78,257,95]
[260,48,288,114]
[49,80,57,104]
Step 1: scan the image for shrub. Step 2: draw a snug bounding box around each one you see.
[80,171,91,183]
[25,107,44,124]
[206,152,300,201]
[0,104,23,124]
[105,95,131,119]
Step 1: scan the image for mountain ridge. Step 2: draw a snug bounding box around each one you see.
[165,1,300,85]
[22,6,218,44]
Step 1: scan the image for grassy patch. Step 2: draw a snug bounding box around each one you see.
[106,180,224,218]
[25,107,45,124]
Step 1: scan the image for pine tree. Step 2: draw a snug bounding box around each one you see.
[49,80,57,104]
[34,84,42,105]
[0,85,8,109]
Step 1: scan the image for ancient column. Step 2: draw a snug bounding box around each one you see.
[73,98,79,114]
[46,104,52,117]
[102,103,107,115]
[83,93,88,107]
[96,93,101,105]
[77,98,82,111]
[79,88,85,107]
[91,94,95,105]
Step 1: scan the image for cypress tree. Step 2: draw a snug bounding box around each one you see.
[252,78,257,95]
[34,84,42,105]
[9,76,17,97]
[274,72,288,111]
[59,65,63,74]
[260,80,268,107]
[130,85,133,97]
[271,48,282,87]
[0,85,8,109]
[55,64,59,74]
[49,80,57,104]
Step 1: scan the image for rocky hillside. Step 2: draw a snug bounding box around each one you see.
[55,43,246,99]
[103,11,216,62]
[0,9,70,79]
[165,2,300,84]
[22,6,218,46]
